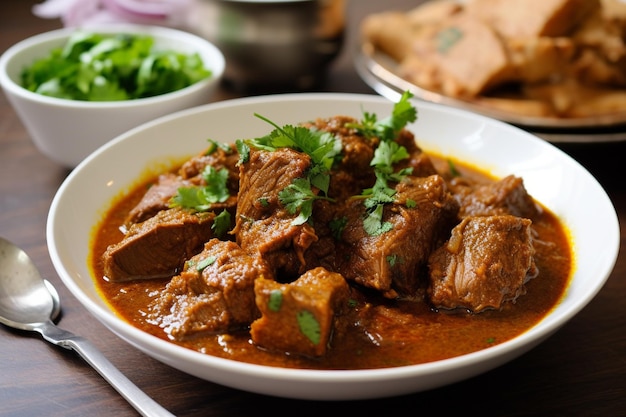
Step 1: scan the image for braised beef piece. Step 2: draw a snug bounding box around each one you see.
[251,266,350,357]
[427,214,538,312]
[450,174,540,219]
[125,173,193,225]
[394,127,439,178]
[125,144,239,226]
[335,174,459,299]
[234,147,318,278]
[304,116,376,199]
[149,239,272,338]
[103,208,220,282]
[178,143,240,187]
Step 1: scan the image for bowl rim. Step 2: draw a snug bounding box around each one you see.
[46,92,620,399]
[0,23,225,109]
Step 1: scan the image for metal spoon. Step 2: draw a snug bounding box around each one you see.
[0,237,175,417]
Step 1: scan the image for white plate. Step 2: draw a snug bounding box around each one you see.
[47,93,619,400]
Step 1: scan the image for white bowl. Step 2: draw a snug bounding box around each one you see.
[47,93,619,400]
[0,24,225,168]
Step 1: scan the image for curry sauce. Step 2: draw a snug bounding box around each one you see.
[90,152,572,370]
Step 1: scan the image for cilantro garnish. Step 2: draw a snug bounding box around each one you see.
[346,91,417,141]
[195,255,217,272]
[268,290,283,312]
[240,114,341,225]
[211,210,232,238]
[329,216,348,240]
[21,32,212,101]
[447,159,461,178]
[349,92,418,236]
[279,178,321,226]
[205,139,232,156]
[297,310,321,345]
[360,142,414,236]
[170,165,230,211]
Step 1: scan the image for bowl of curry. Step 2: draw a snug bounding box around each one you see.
[46,93,619,400]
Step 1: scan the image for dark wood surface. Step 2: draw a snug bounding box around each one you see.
[1,1,625,416]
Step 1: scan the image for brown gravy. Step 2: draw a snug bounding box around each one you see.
[89,155,572,370]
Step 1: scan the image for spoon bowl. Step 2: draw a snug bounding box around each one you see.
[0,236,174,417]
[0,237,56,330]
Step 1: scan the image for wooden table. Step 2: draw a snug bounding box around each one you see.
[1,1,625,416]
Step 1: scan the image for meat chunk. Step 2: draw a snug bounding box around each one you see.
[178,142,240,186]
[336,174,459,298]
[250,267,350,357]
[234,147,318,278]
[103,208,219,282]
[148,239,272,339]
[125,144,240,226]
[451,174,540,220]
[427,215,538,312]
[125,173,192,225]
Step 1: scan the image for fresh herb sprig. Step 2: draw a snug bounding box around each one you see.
[360,141,414,235]
[346,91,417,141]
[170,165,230,212]
[238,114,342,225]
[349,91,418,236]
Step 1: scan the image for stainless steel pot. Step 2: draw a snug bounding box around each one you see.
[188,0,345,91]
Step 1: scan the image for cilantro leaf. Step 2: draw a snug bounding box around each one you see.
[211,210,232,238]
[363,204,393,236]
[346,91,417,141]
[297,310,321,345]
[242,114,340,225]
[349,92,417,236]
[21,32,212,101]
[268,290,283,312]
[279,178,324,226]
[170,166,230,212]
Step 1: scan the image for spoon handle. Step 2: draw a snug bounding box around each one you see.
[37,321,175,417]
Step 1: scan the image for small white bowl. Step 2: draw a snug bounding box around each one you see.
[0,24,225,168]
[46,93,619,400]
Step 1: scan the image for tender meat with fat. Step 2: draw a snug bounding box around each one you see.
[427,215,538,312]
[103,208,219,282]
[450,174,540,220]
[250,267,350,357]
[335,174,459,299]
[148,239,272,339]
[234,147,318,278]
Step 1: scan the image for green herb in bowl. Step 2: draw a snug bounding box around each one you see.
[21,32,212,101]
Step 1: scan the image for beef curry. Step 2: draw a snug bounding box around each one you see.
[90,93,572,370]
